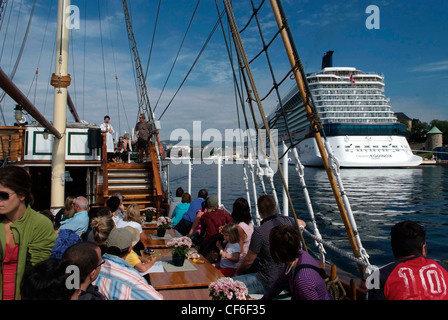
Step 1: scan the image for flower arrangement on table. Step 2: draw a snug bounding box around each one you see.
[144,207,157,217]
[155,216,172,237]
[143,207,157,223]
[167,236,193,256]
[156,216,172,229]
[208,277,248,300]
[167,236,193,266]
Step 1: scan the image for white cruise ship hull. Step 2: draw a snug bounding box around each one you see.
[297,135,422,168]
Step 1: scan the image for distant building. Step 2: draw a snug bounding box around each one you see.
[426,126,443,151]
[395,112,412,131]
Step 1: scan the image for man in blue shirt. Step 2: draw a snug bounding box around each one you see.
[175,189,207,236]
[59,196,90,236]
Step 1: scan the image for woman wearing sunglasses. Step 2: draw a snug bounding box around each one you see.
[0,166,58,300]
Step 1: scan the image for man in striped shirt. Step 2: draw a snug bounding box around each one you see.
[94,228,163,300]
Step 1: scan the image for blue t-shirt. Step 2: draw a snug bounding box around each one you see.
[172,202,190,226]
[59,210,89,235]
[182,197,205,223]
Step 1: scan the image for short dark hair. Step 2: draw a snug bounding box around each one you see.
[257,195,276,217]
[181,192,191,203]
[198,189,208,199]
[104,115,110,120]
[0,166,33,207]
[175,187,184,197]
[62,242,101,283]
[232,198,252,224]
[21,259,77,300]
[269,225,301,264]
[106,196,120,212]
[390,220,426,259]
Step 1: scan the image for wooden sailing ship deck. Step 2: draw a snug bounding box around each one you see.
[0,124,166,213]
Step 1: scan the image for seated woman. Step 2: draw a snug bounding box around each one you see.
[120,133,133,162]
[116,203,148,251]
[171,193,191,226]
[261,225,333,300]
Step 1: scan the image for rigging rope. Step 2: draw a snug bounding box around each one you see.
[97,0,110,116]
[214,0,263,224]
[0,0,36,125]
[153,0,200,113]
[0,0,13,64]
[158,8,225,121]
[144,0,161,82]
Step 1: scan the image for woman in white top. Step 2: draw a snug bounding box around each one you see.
[116,203,148,245]
[231,198,254,268]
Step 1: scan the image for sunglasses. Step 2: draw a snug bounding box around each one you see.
[96,260,105,268]
[0,191,15,201]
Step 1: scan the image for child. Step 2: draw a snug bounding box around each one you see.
[215,224,241,277]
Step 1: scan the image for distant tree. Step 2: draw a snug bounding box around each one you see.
[430,120,448,145]
[408,119,429,143]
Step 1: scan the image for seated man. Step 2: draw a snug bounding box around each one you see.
[62,241,106,300]
[59,196,90,236]
[93,228,163,300]
[367,220,448,300]
[233,195,300,295]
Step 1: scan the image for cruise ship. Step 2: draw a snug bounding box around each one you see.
[265,51,422,168]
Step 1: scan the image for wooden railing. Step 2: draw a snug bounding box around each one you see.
[101,132,109,199]
[148,141,163,210]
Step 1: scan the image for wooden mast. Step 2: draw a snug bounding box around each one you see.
[268,0,365,275]
[50,0,71,211]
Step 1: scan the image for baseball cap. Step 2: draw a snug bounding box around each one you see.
[106,228,134,250]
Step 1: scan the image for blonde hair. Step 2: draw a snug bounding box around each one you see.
[90,215,115,245]
[63,196,76,219]
[221,223,239,244]
[124,203,142,223]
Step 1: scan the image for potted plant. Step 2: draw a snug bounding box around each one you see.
[167,236,192,267]
[208,277,248,300]
[144,207,157,222]
[156,216,172,237]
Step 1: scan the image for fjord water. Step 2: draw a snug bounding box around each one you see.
[167,161,448,275]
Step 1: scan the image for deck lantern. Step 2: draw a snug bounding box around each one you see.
[14,104,23,123]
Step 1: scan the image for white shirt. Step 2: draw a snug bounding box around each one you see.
[100,122,115,153]
[220,242,241,269]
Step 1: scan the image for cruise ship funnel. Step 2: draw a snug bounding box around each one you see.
[322,50,334,69]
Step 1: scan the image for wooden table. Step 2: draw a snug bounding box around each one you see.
[148,248,224,290]
[142,221,158,229]
[159,288,212,300]
[142,228,181,249]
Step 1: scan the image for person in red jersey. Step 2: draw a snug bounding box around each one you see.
[367,220,448,300]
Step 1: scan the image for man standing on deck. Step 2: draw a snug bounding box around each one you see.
[367,220,448,300]
[100,115,115,162]
[134,113,153,163]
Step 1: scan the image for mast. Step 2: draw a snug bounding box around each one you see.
[122,0,161,161]
[268,0,366,275]
[50,0,71,211]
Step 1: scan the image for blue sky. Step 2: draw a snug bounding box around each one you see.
[1,0,447,140]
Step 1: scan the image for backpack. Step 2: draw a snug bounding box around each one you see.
[293,264,346,300]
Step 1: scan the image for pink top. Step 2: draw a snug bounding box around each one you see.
[3,243,19,300]
[237,221,254,266]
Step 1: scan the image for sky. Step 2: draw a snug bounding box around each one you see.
[0,0,447,140]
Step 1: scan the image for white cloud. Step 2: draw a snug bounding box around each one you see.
[409,60,448,73]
